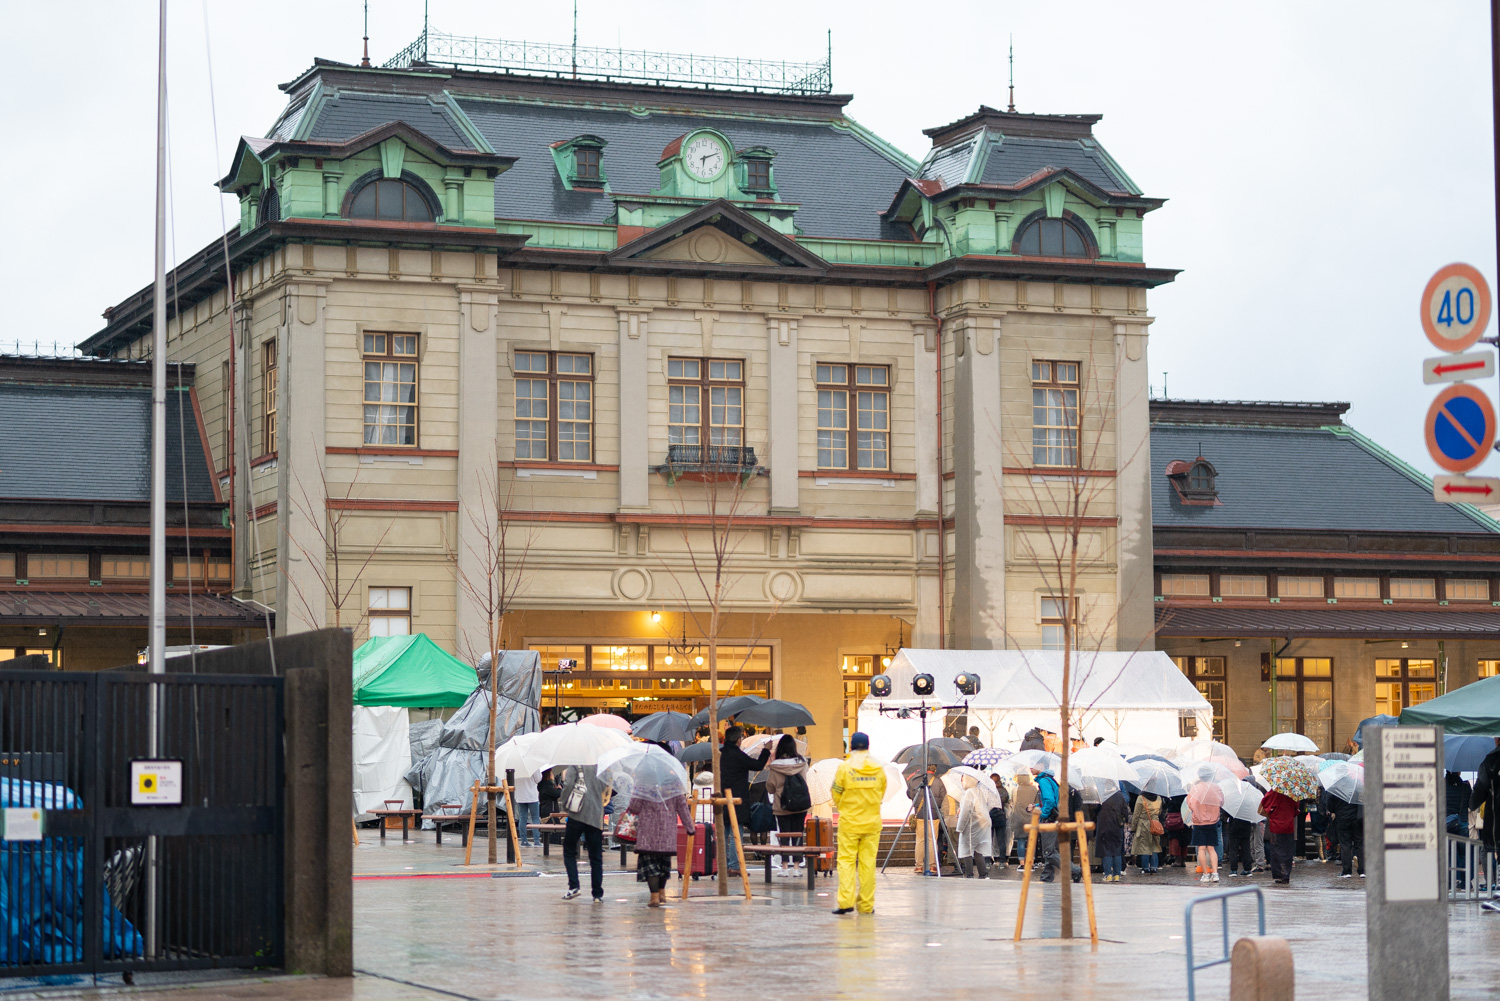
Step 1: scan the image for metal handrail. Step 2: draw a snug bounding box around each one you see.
[1446,832,1497,902]
[1184,886,1266,1001]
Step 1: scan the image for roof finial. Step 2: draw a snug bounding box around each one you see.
[1007,35,1015,112]
[360,0,371,67]
[572,0,579,80]
[1163,371,1169,399]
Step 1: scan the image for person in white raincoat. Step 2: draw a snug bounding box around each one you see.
[956,773,993,878]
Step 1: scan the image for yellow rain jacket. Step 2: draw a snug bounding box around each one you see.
[831,751,887,835]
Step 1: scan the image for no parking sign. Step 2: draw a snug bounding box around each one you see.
[1425,384,1496,474]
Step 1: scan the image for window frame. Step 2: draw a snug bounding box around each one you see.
[815,363,890,471]
[1375,658,1438,716]
[1173,655,1228,741]
[1445,578,1489,601]
[1031,360,1080,468]
[1273,657,1335,751]
[28,554,89,581]
[1039,595,1078,651]
[512,350,596,464]
[263,339,278,456]
[1012,213,1097,259]
[362,332,420,448]
[1160,574,1211,597]
[342,170,439,223]
[667,357,745,448]
[367,586,413,637]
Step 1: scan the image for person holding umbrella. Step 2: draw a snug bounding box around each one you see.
[1185,766,1224,883]
[604,743,695,909]
[831,732,887,915]
[764,734,812,874]
[718,725,771,879]
[559,764,608,902]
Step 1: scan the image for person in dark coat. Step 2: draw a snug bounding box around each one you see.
[718,725,770,877]
[1469,739,1500,850]
[1222,813,1255,876]
[1094,790,1129,882]
[1327,793,1364,878]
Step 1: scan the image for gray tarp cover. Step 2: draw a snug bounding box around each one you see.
[406,650,541,820]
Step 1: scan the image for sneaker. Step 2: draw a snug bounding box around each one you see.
[1200,873,1212,883]
[1229,871,1242,877]
[1210,873,1219,883]
[832,907,854,915]
[1359,873,1366,878]
[1339,873,1353,879]
[1480,901,1500,913]
[562,888,581,900]
[592,896,603,904]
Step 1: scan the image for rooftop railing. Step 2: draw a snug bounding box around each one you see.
[383,28,832,95]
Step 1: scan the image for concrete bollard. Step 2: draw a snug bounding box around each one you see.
[1230,936,1295,1001]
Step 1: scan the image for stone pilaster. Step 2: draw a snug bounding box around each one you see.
[1113,315,1155,651]
[231,296,255,601]
[765,314,799,512]
[275,279,330,635]
[617,308,651,511]
[950,314,1007,649]
[455,284,502,661]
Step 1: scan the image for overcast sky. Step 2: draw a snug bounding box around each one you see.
[4,1,1494,476]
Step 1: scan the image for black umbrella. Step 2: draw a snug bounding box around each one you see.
[678,742,714,764]
[731,699,815,728]
[893,742,964,768]
[630,711,696,743]
[687,695,767,728]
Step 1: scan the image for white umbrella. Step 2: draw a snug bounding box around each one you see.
[1068,747,1143,785]
[1127,758,1187,798]
[942,765,1004,809]
[492,731,543,775]
[1319,761,1365,804]
[1218,779,1264,823]
[597,744,690,804]
[1261,732,1318,753]
[810,756,902,809]
[521,722,632,772]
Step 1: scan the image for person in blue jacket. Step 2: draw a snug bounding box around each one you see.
[1031,765,1061,882]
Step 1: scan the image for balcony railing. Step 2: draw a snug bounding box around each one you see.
[655,444,763,484]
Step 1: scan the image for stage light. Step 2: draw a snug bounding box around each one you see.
[954,672,980,697]
[912,673,935,697]
[870,674,892,698]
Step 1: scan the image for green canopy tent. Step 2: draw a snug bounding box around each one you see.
[353,634,478,708]
[1400,675,1500,736]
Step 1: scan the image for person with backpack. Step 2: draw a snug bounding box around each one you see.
[764,734,812,875]
[988,772,1010,869]
[1031,764,1061,882]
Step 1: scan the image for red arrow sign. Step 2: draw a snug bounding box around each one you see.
[1443,483,1494,495]
[1434,360,1490,376]
[1434,476,1500,503]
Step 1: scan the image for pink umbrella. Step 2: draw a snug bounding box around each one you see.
[579,713,632,734]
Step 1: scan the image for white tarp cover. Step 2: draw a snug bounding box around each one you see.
[353,705,413,817]
[858,649,1213,754]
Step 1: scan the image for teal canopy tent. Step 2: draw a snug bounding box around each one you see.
[1400,675,1500,736]
[353,634,478,708]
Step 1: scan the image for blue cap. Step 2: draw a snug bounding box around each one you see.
[849,732,870,750]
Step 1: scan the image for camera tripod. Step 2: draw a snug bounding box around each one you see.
[877,703,963,877]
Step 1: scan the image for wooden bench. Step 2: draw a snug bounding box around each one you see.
[422,805,468,847]
[529,822,633,866]
[370,808,424,843]
[741,844,835,890]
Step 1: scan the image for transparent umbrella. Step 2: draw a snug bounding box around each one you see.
[597,743,690,804]
[1261,732,1318,753]
[1318,761,1365,804]
[1068,747,1143,785]
[1218,779,1264,823]
[521,722,633,772]
[1176,740,1250,778]
[1175,760,1241,786]
[1126,757,1187,798]
[942,765,1004,809]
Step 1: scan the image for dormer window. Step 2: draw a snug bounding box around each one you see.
[552,135,609,190]
[736,146,777,196]
[1166,457,1221,505]
[1014,214,1096,258]
[344,172,437,222]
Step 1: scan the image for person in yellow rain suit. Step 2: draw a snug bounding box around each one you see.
[830,732,887,915]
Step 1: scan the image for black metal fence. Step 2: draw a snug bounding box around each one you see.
[0,670,283,977]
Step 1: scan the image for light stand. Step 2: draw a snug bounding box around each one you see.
[876,700,969,878]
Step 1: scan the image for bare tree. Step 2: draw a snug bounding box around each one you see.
[655,448,782,896]
[454,468,538,864]
[990,348,1156,938]
[284,448,392,633]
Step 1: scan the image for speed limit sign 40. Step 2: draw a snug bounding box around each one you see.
[1422,263,1492,353]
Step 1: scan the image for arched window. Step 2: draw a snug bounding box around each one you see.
[258,186,280,225]
[1014,216,1094,258]
[1185,460,1215,494]
[345,174,436,223]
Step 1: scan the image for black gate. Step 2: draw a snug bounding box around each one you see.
[0,670,284,976]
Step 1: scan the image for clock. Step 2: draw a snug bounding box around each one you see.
[682,133,727,181]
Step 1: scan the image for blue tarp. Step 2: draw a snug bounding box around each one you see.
[0,778,143,964]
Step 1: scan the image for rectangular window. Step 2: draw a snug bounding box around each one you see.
[102,557,149,580]
[1031,360,1079,467]
[1220,575,1267,598]
[263,339,278,455]
[30,555,88,580]
[745,159,771,189]
[668,357,743,447]
[1375,659,1437,716]
[1160,574,1210,597]
[0,554,13,579]
[1274,657,1334,750]
[575,148,601,182]
[1277,576,1324,598]
[513,351,594,462]
[1446,579,1489,601]
[816,363,889,470]
[368,587,412,637]
[1040,596,1075,651]
[1174,656,1228,741]
[1334,577,1380,599]
[172,557,205,582]
[363,333,419,447]
[1481,660,1500,678]
[1390,578,1436,600]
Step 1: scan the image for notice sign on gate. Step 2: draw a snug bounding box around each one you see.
[1380,727,1440,902]
[130,759,183,806]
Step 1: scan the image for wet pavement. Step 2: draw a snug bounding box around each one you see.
[9,833,1496,1000]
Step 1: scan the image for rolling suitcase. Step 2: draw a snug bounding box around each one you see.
[807,817,835,873]
[676,821,715,878]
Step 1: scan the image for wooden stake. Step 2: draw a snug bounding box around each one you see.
[722,793,752,900]
[464,780,481,866]
[463,782,514,867]
[503,782,523,869]
[1014,812,1040,941]
[1074,809,1098,945]
[352,816,360,845]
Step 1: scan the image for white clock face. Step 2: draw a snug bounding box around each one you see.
[683,134,726,180]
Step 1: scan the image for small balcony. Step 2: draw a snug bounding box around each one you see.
[654,444,765,485]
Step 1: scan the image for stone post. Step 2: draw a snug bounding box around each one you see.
[950,314,1006,648]
[1112,316,1154,652]
[455,284,501,662]
[765,314,799,512]
[617,308,650,511]
[275,277,330,635]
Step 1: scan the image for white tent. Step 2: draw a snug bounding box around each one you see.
[857,649,1212,755]
[354,706,414,817]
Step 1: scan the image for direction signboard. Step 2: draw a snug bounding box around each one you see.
[1422,263,1492,353]
[1423,350,1495,385]
[1433,475,1500,503]
[1425,384,1497,473]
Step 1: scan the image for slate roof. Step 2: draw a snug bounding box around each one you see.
[293,89,912,239]
[1157,606,1500,640]
[306,93,475,150]
[980,136,1133,194]
[1150,421,1497,534]
[0,592,264,627]
[0,384,216,504]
